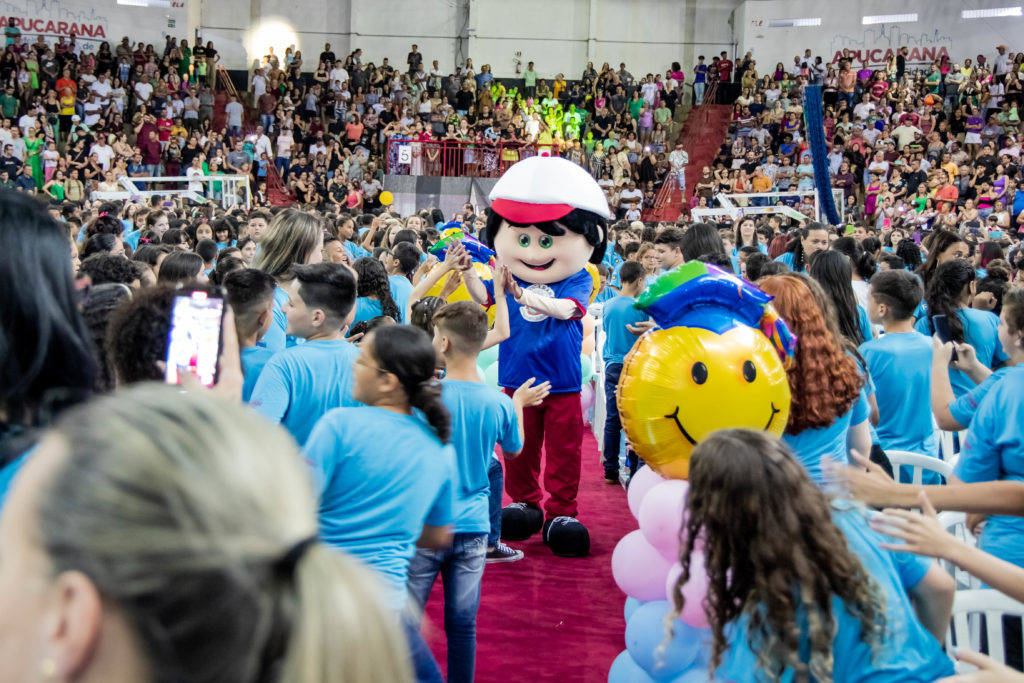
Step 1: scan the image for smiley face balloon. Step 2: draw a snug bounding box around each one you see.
[617,262,796,480]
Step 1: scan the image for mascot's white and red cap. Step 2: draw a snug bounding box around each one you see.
[488,156,612,224]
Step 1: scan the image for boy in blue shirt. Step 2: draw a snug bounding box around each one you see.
[249,262,361,445]
[407,301,549,683]
[222,268,276,402]
[601,262,653,482]
[860,270,939,471]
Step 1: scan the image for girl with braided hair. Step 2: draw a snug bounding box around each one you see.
[668,429,954,683]
[353,256,402,324]
[915,258,1007,397]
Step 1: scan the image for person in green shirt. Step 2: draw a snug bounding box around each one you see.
[523,61,537,98]
[925,66,941,95]
[628,91,643,120]
[654,102,672,127]
[0,86,18,118]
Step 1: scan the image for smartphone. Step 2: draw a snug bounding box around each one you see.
[164,290,225,387]
[163,200,175,208]
[931,314,958,363]
[991,230,1004,239]
[845,225,856,235]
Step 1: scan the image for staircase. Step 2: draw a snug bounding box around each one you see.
[645,84,732,222]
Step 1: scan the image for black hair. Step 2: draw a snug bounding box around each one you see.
[895,239,922,272]
[699,252,734,269]
[920,229,964,288]
[161,228,190,248]
[483,207,608,265]
[784,222,829,274]
[977,275,1010,316]
[353,257,401,321]
[861,236,882,257]
[83,233,121,258]
[210,256,245,286]
[134,243,174,267]
[349,316,395,338]
[744,253,771,281]
[619,261,646,285]
[85,214,125,238]
[393,229,420,246]
[623,242,641,259]
[925,259,976,343]
[680,223,725,262]
[809,250,864,345]
[654,227,684,250]
[196,238,219,263]
[831,236,876,281]
[409,296,446,335]
[79,254,142,286]
[291,262,357,323]
[370,325,451,443]
[739,245,760,257]
[157,251,204,284]
[0,191,96,434]
[212,217,236,242]
[429,208,445,226]
[869,269,923,321]
[758,261,792,277]
[880,254,906,271]
[391,242,421,279]
[81,283,133,391]
[223,267,277,336]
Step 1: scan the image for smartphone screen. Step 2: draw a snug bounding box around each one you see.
[164,291,224,387]
[932,313,959,362]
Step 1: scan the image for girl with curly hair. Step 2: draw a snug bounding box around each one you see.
[758,275,868,483]
[669,429,955,683]
[352,256,402,325]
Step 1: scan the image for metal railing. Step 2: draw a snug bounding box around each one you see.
[90,174,252,210]
[385,138,541,177]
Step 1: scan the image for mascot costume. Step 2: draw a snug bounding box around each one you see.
[464,156,609,557]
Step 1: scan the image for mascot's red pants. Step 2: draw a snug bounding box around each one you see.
[502,389,583,518]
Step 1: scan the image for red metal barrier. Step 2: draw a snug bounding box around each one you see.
[385,139,542,177]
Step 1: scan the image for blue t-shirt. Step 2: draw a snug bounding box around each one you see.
[717,502,951,682]
[783,387,870,485]
[303,407,455,610]
[602,295,649,366]
[949,364,1021,428]
[258,285,300,352]
[487,269,593,393]
[729,242,768,275]
[914,308,1007,397]
[956,365,1024,569]
[0,452,29,510]
[859,332,937,457]
[353,296,384,325]
[124,229,142,252]
[593,285,617,305]
[240,345,275,402]
[773,250,804,273]
[249,339,361,446]
[442,380,522,533]
[694,64,708,84]
[344,240,371,261]
[856,305,873,344]
[388,275,413,323]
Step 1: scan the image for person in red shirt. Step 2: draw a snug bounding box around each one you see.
[156,111,173,146]
[934,170,959,213]
[55,69,76,95]
[139,130,163,176]
[717,50,733,103]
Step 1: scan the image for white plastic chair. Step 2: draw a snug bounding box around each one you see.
[886,450,954,485]
[939,429,968,467]
[946,590,1024,671]
[936,511,979,590]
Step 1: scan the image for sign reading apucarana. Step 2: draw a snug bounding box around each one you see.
[0,0,184,49]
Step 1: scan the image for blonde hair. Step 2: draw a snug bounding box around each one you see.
[37,384,411,683]
[253,209,325,280]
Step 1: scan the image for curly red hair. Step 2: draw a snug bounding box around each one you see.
[759,275,863,434]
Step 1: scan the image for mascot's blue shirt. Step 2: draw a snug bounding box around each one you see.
[486,269,593,394]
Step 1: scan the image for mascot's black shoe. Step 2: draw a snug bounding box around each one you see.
[501,502,544,541]
[543,516,591,557]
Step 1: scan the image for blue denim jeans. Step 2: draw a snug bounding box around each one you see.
[487,457,503,548]
[407,533,487,683]
[400,613,445,683]
[260,113,275,133]
[603,363,623,475]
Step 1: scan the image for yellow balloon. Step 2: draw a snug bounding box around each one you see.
[585,263,601,304]
[425,261,496,325]
[618,325,791,480]
[379,190,394,206]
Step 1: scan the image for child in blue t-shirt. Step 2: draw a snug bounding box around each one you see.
[303,324,455,680]
[600,262,652,482]
[222,267,277,402]
[249,263,361,445]
[860,270,939,473]
[406,301,549,683]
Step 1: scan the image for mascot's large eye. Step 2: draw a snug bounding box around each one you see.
[691,362,708,385]
[518,234,531,248]
[743,360,757,383]
[538,235,554,249]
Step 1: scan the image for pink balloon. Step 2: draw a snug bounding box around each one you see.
[638,480,689,561]
[627,466,665,519]
[612,530,674,602]
[664,554,711,629]
[580,383,595,413]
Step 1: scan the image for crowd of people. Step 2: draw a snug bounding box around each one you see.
[3,28,1024,683]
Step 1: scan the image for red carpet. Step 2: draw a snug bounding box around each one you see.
[422,430,636,683]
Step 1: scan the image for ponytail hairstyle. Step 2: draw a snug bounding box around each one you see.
[831,236,876,281]
[353,257,401,322]
[919,229,964,289]
[895,238,922,272]
[370,325,451,443]
[925,259,975,343]
[809,250,864,345]
[783,222,829,274]
[37,385,412,683]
